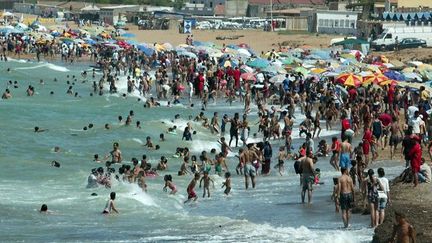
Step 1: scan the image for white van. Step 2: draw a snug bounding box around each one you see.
[371,26,432,51]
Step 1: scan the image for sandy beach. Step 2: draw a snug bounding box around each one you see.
[127,25,338,53]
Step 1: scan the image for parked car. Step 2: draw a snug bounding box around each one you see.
[386,38,427,51]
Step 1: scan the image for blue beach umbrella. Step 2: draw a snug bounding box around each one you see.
[121,33,135,38]
[137,44,155,56]
[384,70,406,81]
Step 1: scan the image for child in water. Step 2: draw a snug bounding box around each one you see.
[102,192,119,214]
[137,171,147,192]
[221,172,231,195]
[275,146,286,176]
[199,171,215,198]
[184,173,200,203]
[163,174,177,194]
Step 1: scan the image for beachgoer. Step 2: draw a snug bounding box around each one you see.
[337,167,354,228]
[102,192,119,214]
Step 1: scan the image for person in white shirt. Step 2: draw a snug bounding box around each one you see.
[377,168,390,226]
[409,111,422,135]
[407,104,419,120]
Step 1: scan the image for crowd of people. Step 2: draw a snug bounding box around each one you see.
[4,28,429,240]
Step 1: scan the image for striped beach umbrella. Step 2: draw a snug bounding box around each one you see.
[336,73,362,87]
[363,73,389,85]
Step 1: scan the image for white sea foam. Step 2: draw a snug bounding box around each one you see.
[14,62,70,72]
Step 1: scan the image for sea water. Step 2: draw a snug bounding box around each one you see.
[0,59,400,242]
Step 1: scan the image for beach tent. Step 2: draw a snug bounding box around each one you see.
[333,38,370,53]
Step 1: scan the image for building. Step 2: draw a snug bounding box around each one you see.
[398,0,432,9]
[99,5,138,25]
[247,0,326,17]
[0,0,19,10]
[181,3,213,15]
[188,0,225,9]
[315,10,360,35]
[225,0,247,16]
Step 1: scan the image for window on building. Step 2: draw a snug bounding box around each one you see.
[350,20,356,28]
[324,19,329,27]
[334,20,339,28]
[210,2,213,8]
[319,19,324,27]
[330,19,334,27]
[345,19,350,28]
[340,20,344,28]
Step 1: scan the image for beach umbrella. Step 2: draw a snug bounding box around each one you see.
[240,65,254,74]
[222,59,238,68]
[162,43,173,51]
[363,73,389,85]
[384,70,406,81]
[269,74,287,83]
[336,73,361,86]
[238,43,250,48]
[61,37,74,43]
[121,33,135,38]
[247,58,270,69]
[379,79,398,86]
[178,51,197,59]
[402,72,423,82]
[137,44,155,56]
[295,66,309,76]
[237,48,251,57]
[240,72,256,81]
[310,68,327,75]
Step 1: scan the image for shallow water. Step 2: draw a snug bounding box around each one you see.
[0,59,400,242]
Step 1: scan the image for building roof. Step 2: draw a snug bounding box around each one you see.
[267,7,313,14]
[100,5,138,10]
[214,4,225,15]
[248,0,325,5]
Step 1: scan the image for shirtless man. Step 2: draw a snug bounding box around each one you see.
[337,167,355,228]
[389,116,404,160]
[106,142,122,163]
[244,89,251,113]
[242,145,258,189]
[299,149,315,204]
[340,137,352,169]
[390,212,416,243]
[219,137,232,158]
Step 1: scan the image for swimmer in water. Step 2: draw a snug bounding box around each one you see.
[221,172,232,195]
[40,204,51,213]
[199,171,215,198]
[184,173,200,204]
[34,126,47,133]
[163,174,177,194]
[144,136,154,149]
[102,192,119,214]
[104,142,122,163]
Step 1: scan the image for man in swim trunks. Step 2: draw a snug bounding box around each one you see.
[389,116,404,160]
[340,137,352,169]
[242,145,258,189]
[337,167,355,228]
[299,149,315,204]
[184,173,200,203]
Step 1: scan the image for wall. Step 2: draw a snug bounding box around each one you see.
[316,11,359,35]
[188,0,225,9]
[225,0,248,16]
[398,0,432,8]
[285,16,308,31]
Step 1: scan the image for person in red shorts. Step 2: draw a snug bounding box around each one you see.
[184,173,201,203]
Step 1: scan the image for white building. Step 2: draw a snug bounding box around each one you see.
[316,10,360,35]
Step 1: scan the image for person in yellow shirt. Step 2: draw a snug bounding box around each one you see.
[420,86,430,102]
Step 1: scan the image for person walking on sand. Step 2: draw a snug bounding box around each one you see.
[337,167,355,228]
